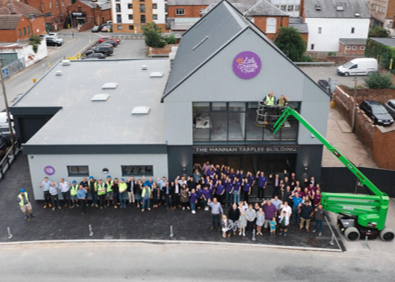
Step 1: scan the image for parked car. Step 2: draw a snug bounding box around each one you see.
[318,78,340,97]
[0,135,8,159]
[91,46,113,56]
[101,25,112,32]
[360,100,394,126]
[91,26,101,32]
[98,36,121,44]
[97,42,114,50]
[384,99,395,119]
[46,36,63,46]
[48,32,60,37]
[337,58,378,77]
[99,40,118,47]
[85,53,106,59]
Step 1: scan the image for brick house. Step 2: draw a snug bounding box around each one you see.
[0,0,46,41]
[368,0,395,28]
[21,0,70,31]
[168,0,290,40]
[67,0,111,32]
[339,38,366,54]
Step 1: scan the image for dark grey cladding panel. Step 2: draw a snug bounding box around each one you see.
[23,144,168,155]
[10,107,62,116]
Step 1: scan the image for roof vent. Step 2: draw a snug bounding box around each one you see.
[91,94,110,101]
[56,70,62,76]
[62,60,71,66]
[102,82,118,89]
[142,65,148,70]
[355,13,360,17]
[150,72,163,78]
[131,106,150,115]
[336,6,344,11]
[315,4,321,11]
[193,36,209,50]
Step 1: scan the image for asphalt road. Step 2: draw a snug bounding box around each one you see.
[0,242,393,281]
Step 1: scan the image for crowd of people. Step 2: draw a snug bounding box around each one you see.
[18,161,325,237]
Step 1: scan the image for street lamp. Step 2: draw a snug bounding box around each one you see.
[0,59,15,148]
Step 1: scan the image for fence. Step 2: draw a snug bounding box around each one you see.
[321,167,395,197]
[0,59,25,80]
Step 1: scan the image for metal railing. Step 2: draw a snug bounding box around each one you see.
[0,59,25,80]
[0,140,21,181]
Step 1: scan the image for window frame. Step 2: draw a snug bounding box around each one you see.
[266,17,277,33]
[128,3,133,9]
[121,165,153,176]
[140,4,145,12]
[140,14,146,23]
[175,8,185,15]
[67,166,89,177]
[153,14,158,20]
[351,27,355,34]
[152,3,157,9]
[128,14,133,20]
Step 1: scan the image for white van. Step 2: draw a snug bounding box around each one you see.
[337,58,378,76]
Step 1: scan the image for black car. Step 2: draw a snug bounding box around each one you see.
[0,135,9,159]
[46,37,63,46]
[318,78,340,97]
[91,26,101,32]
[97,42,115,50]
[359,100,394,126]
[92,46,113,56]
[85,53,106,59]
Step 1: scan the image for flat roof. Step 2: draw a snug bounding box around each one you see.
[339,38,366,45]
[369,37,395,47]
[13,59,169,145]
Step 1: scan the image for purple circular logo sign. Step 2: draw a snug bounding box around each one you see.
[44,166,55,176]
[233,51,261,79]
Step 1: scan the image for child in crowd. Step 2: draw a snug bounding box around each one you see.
[221,215,231,238]
[239,211,247,236]
[256,208,265,235]
[190,189,197,214]
[278,210,289,236]
[270,216,277,236]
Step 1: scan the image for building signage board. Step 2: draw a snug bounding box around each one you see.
[193,146,299,154]
[44,166,55,175]
[233,51,261,79]
[72,12,85,16]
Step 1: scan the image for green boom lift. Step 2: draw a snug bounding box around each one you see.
[273,107,394,242]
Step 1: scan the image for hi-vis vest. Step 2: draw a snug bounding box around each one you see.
[119,183,127,193]
[18,192,29,206]
[278,99,286,106]
[70,185,79,196]
[106,180,114,192]
[96,183,106,195]
[266,95,275,105]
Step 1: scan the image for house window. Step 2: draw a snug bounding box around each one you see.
[266,18,277,33]
[128,14,133,20]
[69,0,71,5]
[360,46,365,50]
[118,25,123,30]
[352,46,357,50]
[41,2,44,10]
[18,29,22,37]
[49,1,52,9]
[176,8,185,15]
[351,27,355,33]
[78,6,81,11]
[23,27,26,35]
[280,5,286,11]
[141,14,146,23]
[62,0,64,6]
[165,4,168,12]
[295,5,300,11]
[153,3,157,9]
[121,165,153,176]
[153,14,158,20]
[55,0,58,7]
[27,26,30,34]
[129,25,134,30]
[140,0,144,1]
[116,4,121,12]
[67,166,89,176]
[346,46,351,50]
[311,44,314,50]
[318,27,322,34]
[287,5,294,11]
[140,4,145,12]
[128,3,133,9]
[116,14,122,23]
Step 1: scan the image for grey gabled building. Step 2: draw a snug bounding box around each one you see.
[11,0,330,200]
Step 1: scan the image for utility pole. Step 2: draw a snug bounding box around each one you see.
[70,11,74,38]
[0,59,15,148]
[351,75,357,133]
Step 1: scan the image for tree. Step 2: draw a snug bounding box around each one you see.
[165,34,176,45]
[143,22,166,48]
[364,72,393,89]
[273,27,306,62]
[368,26,389,38]
[28,35,41,53]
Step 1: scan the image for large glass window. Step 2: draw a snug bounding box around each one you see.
[121,165,153,176]
[68,166,89,176]
[193,102,299,143]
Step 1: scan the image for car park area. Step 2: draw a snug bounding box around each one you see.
[84,37,146,59]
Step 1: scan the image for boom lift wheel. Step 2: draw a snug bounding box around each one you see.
[379,228,395,242]
[344,227,360,241]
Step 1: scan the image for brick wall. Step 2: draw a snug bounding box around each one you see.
[168,5,207,18]
[333,85,395,169]
[26,0,69,29]
[253,16,289,40]
[339,43,365,55]
[0,16,36,42]
[31,16,46,34]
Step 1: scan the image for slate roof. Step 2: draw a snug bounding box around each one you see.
[339,38,367,45]
[369,37,395,48]
[0,14,21,30]
[0,0,44,18]
[304,0,369,18]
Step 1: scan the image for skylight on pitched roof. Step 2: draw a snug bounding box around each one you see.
[102,82,118,89]
[336,6,344,11]
[91,94,110,101]
[193,36,209,51]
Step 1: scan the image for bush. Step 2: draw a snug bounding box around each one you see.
[28,34,41,53]
[301,55,315,62]
[165,34,176,44]
[143,22,166,48]
[369,26,389,38]
[364,72,393,89]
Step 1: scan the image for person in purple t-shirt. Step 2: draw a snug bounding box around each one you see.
[246,172,255,195]
[233,177,241,204]
[242,178,251,204]
[190,189,198,214]
[196,185,203,210]
[202,186,212,211]
[215,180,225,204]
[262,200,277,231]
[256,171,267,200]
[224,177,233,207]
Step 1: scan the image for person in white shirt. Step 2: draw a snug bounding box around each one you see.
[39,177,52,209]
[280,201,292,219]
[59,178,71,208]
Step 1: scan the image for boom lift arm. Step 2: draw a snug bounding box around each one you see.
[272,107,389,232]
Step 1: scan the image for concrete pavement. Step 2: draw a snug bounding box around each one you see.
[0,241,393,281]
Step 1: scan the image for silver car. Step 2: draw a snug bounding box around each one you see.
[384,99,395,119]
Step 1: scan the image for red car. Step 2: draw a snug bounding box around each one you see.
[98,36,121,44]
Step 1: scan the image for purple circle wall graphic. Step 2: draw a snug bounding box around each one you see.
[233,51,261,79]
[44,166,55,176]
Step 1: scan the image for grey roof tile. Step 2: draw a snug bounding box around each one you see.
[304,0,369,18]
